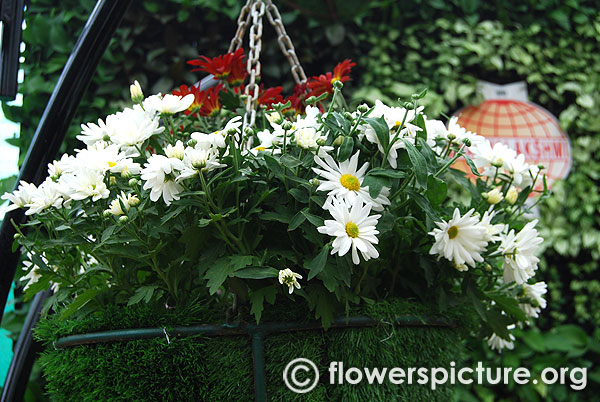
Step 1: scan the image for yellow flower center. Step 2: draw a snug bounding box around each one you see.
[395,121,402,127]
[345,222,359,238]
[448,226,459,239]
[340,174,360,191]
[107,161,117,167]
[255,146,266,151]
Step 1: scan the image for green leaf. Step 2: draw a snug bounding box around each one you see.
[127,285,157,306]
[263,154,284,180]
[363,117,389,150]
[487,294,527,322]
[249,286,277,323]
[401,138,427,188]
[232,266,279,279]
[337,136,354,162]
[301,210,324,228]
[288,210,306,231]
[280,154,302,169]
[407,190,439,221]
[426,175,447,207]
[305,245,330,280]
[462,154,482,176]
[205,256,254,294]
[366,168,406,179]
[60,289,101,319]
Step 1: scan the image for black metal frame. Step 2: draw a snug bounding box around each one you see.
[0,0,133,400]
[0,0,24,100]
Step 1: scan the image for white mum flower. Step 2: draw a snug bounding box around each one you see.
[47,154,74,180]
[142,93,194,115]
[25,178,65,215]
[519,281,547,319]
[486,324,516,352]
[62,169,110,202]
[471,140,517,176]
[130,80,143,103]
[317,197,381,265]
[105,192,139,216]
[498,220,543,284]
[294,127,333,156]
[1,181,38,212]
[78,117,113,147]
[108,105,164,148]
[312,151,390,212]
[72,143,132,175]
[179,147,226,179]
[191,131,227,149]
[141,154,186,205]
[165,140,185,160]
[247,129,283,155]
[278,268,302,294]
[429,208,488,268]
[424,117,448,139]
[505,153,534,188]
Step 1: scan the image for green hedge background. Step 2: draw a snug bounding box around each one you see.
[1,0,600,400]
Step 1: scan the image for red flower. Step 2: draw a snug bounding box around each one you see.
[282,82,309,115]
[197,84,224,117]
[257,85,284,108]
[172,84,202,116]
[306,59,356,98]
[187,48,247,85]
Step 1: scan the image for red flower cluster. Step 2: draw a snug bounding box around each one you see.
[187,48,247,86]
[306,59,356,98]
[177,49,355,118]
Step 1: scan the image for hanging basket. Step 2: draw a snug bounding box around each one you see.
[36,299,465,402]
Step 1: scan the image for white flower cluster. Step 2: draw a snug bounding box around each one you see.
[428,206,546,351]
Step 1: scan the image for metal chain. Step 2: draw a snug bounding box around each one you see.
[228,0,254,53]
[243,0,265,129]
[264,0,307,85]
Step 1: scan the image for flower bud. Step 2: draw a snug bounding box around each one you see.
[103,210,112,218]
[316,138,326,146]
[109,176,117,186]
[491,157,504,168]
[484,263,492,272]
[506,186,518,205]
[118,216,129,224]
[305,96,318,105]
[462,138,472,147]
[130,80,144,103]
[447,133,456,142]
[244,127,255,137]
[187,139,198,148]
[281,121,293,131]
[333,136,345,147]
[13,233,22,240]
[128,178,138,187]
[483,188,503,204]
[537,164,545,170]
[128,195,140,207]
[357,104,368,114]
[310,178,320,187]
[121,169,132,179]
[102,134,111,142]
[332,80,344,90]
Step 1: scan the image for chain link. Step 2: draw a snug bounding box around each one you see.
[228,0,307,128]
[228,0,254,53]
[243,0,265,129]
[264,0,307,85]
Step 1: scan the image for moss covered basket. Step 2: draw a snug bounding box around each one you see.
[35,299,469,401]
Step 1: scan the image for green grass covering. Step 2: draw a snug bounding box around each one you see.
[35,300,470,401]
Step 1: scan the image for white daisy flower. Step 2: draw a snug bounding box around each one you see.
[471,140,516,176]
[519,281,547,318]
[505,153,535,188]
[445,116,486,147]
[191,131,227,149]
[278,268,302,294]
[2,181,38,212]
[317,197,381,265]
[247,129,283,156]
[497,220,543,284]
[141,154,186,205]
[486,324,516,352]
[78,117,113,147]
[479,207,505,243]
[312,151,390,212]
[47,154,74,180]
[429,208,488,268]
[142,93,195,115]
